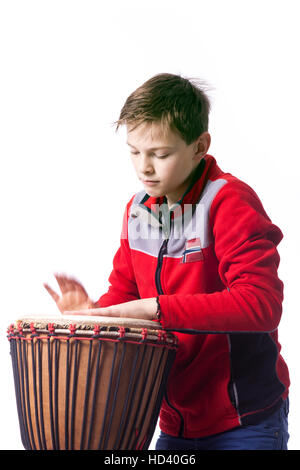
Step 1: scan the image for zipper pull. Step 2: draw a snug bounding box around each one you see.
[161,239,168,254]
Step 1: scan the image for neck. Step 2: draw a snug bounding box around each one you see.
[166,164,201,208]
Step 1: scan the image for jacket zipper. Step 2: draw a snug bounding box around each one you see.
[155,239,168,294]
[155,231,185,437]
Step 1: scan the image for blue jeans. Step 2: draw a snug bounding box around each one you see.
[155,399,289,450]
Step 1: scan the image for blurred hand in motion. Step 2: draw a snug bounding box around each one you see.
[43,274,95,314]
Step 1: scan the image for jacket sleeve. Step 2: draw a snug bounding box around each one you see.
[95,197,140,307]
[158,180,284,333]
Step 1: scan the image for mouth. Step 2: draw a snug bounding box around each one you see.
[141,179,160,186]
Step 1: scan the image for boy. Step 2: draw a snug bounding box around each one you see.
[44,73,290,450]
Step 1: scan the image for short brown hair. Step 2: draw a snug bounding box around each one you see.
[113,73,211,145]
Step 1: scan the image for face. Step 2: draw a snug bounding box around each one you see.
[127,122,210,207]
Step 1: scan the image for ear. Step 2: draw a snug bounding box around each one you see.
[193,132,211,161]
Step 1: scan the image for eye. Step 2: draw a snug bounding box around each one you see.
[130,151,140,156]
[156,154,169,159]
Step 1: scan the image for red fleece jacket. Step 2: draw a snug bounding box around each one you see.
[97,155,290,438]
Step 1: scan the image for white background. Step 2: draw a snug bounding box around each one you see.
[0,0,299,450]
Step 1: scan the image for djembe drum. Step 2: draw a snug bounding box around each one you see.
[7,315,177,450]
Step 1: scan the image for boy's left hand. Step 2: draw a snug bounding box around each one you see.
[64,298,157,321]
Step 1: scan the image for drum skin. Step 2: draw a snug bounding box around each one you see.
[7,316,177,450]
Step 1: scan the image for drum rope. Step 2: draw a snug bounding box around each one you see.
[126,344,156,449]
[117,342,148,448]
[30,334,43,449]
[70,339,79,450]
[37,339,47,449]
[64,337,71,449]
[142,347,178,449]
[97,342,118,449]
[9,338,31,449]
[54,338,60,449]
[20,340,32,449]
[79,339,93,450]
[102,342,127,449]
[47,336,55,450]
[22,339,36,449]
[132,346,166,449]
[86,340,102,449]
[113,343,142,448]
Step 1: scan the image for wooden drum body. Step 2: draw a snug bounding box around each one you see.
[7,316,177,450]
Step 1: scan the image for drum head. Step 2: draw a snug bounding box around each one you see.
[15,314,163,332]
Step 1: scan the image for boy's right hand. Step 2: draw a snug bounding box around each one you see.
[43,274,95,314]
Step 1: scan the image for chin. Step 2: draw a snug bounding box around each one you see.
[145,188,164,198]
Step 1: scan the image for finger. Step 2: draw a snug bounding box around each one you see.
[54,273,69,293]
[43,283,60,303]
[72,278,88,296]
[55,273,78,294]
[55,273,88,296]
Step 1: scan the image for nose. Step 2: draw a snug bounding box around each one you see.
[139,154,154,175]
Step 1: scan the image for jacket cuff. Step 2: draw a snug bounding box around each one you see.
[157,295,169,329]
